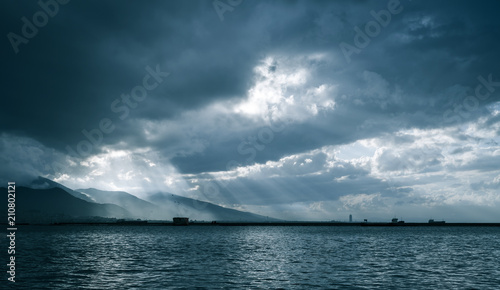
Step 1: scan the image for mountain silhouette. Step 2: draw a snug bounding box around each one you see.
[78,187,279,221]
[30,176,95,203]
[77,188,163,220]
[13,177,278,222]
[3,186,130,223]
[147,192,278,222]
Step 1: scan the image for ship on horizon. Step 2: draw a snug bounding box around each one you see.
[428,219,446,224]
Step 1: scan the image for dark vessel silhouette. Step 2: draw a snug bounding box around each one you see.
[173,217,189,225]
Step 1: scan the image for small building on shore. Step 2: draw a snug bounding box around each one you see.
[428,219,445,224]
[173,217,189,225]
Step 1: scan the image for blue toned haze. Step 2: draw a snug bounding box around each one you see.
[1,0,500,221]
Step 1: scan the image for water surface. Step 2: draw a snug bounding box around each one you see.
[7,225,500,289]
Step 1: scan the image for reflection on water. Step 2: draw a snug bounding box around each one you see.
[10,226,500,289]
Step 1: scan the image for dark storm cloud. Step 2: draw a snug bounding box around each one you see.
[185,150,406,207]
[1,0,262,152]
[216,173,390,206]
[170,106,395,173]
[2,0,500,177]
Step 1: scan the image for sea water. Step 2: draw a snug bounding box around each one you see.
[4,225,500,289]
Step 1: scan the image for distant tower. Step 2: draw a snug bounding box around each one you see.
[349,214,352,223]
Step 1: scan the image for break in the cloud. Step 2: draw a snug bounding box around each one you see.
[1,0,500,221]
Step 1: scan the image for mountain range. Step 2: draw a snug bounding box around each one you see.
[3,177,277,223]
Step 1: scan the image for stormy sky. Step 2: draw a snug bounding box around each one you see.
[2,0,500,222]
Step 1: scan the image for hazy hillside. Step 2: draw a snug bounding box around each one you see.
[147,192,279,222]
[18,178,279,222]
[30,176,95,203]
[3,186,131,223]
[79,188,279,221]
[78,188,164,220]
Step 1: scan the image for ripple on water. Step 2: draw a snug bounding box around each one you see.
[12,225,500,289]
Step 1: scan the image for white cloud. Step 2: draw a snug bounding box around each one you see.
[234,55,336,123]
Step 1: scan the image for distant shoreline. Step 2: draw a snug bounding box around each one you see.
[17,222,500,227]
